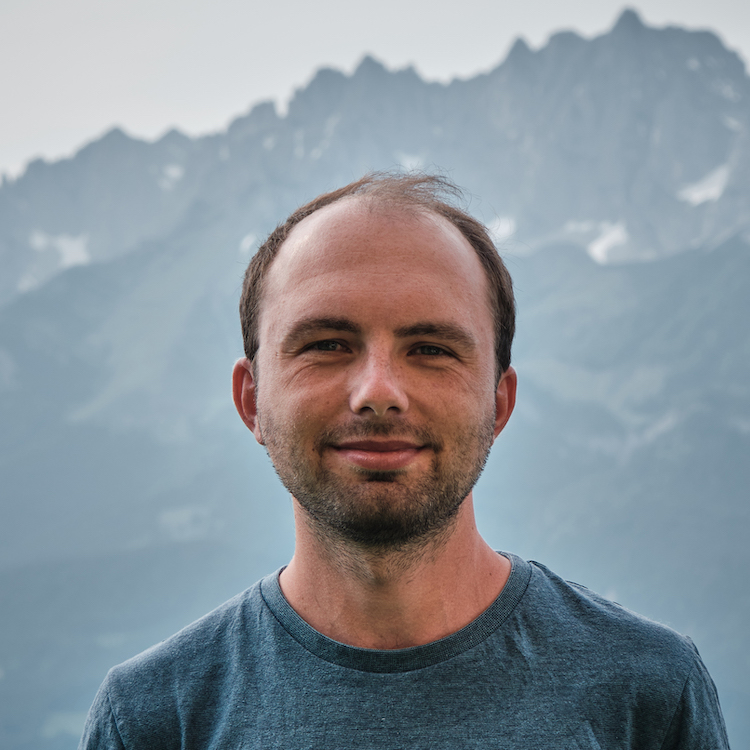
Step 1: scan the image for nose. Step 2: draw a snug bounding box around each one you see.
[349,349,409,417]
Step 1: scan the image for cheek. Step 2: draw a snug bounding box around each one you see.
[260,389,336,441]
[417,374,495,414]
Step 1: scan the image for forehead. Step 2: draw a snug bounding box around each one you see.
[259,198,493,335]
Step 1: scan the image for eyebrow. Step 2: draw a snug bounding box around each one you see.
[283,317,362,346]
[395,322,478,350]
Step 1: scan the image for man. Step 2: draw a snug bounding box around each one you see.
[80,174,729,748]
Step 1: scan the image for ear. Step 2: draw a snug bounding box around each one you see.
[232,358,264,444]
[493,365,517,440]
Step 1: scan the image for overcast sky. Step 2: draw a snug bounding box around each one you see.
[1,0,749,177]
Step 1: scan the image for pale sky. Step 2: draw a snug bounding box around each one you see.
[1,0,749,178]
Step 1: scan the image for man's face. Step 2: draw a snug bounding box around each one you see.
[242,198,514,549]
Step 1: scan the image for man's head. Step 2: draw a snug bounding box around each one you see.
[240,173,515,381]
[234,174,517,552]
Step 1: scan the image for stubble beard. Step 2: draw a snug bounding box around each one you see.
[259,411,496,554]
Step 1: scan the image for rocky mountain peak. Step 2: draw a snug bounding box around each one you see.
[2,12,750,309]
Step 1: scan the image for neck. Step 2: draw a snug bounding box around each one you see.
[279,495,511,649]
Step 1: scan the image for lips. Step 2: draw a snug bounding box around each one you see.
[332,439,426,471]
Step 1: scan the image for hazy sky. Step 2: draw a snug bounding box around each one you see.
[1,0,749,177]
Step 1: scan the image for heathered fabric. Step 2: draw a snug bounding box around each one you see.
[79,554,729,749]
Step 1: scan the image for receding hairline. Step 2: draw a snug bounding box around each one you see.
[277,193,467,251]
[258,194,494,323]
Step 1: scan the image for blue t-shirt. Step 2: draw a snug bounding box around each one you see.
[79,554,729,748]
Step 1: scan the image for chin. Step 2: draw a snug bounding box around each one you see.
[362,471,403,483]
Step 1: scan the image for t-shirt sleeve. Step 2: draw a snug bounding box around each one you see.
[78,679,126,750]
[659,647,730,750]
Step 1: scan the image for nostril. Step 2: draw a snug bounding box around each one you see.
[349,372,408,416]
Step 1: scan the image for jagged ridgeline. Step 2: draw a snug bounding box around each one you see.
[0,9,748,749]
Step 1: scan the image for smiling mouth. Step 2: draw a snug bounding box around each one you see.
[332,440,426,471]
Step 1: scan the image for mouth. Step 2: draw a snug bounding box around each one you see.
[332,439,427,471]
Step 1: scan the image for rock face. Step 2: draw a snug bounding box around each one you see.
[0,10,748,750]
[2,9,750,309]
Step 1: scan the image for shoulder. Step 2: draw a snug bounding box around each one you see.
[523,559,698,665]
[503,558,704,701]
[110,577,265,684]
[519,560,708,711]
[85,575,276,749]
[500,558,729,747]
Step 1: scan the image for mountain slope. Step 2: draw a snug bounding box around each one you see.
[0,10,748,749]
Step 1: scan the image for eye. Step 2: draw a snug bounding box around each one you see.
[412,344,450,357]
[309,340,348,352]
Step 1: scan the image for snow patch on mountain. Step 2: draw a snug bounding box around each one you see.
[238,233,257,258]
[158,163,185,191]
[723,115,742,132]
[29,230,90,268]
[489,216,517,245]
[17,231,91,292]
[678,164,730,205]
[713,80,741,103]
[587,222,629,264]
[394,152,423,171]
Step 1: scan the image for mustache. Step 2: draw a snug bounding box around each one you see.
[316,421,444,451]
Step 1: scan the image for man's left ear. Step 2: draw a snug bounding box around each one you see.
[493,366,517,440]
[232,358,264,445]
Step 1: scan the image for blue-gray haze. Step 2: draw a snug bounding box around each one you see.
[0,10,747,749]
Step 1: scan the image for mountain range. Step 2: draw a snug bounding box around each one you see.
[0,9,748,748]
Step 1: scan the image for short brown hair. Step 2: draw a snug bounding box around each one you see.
[240,173,515,376]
